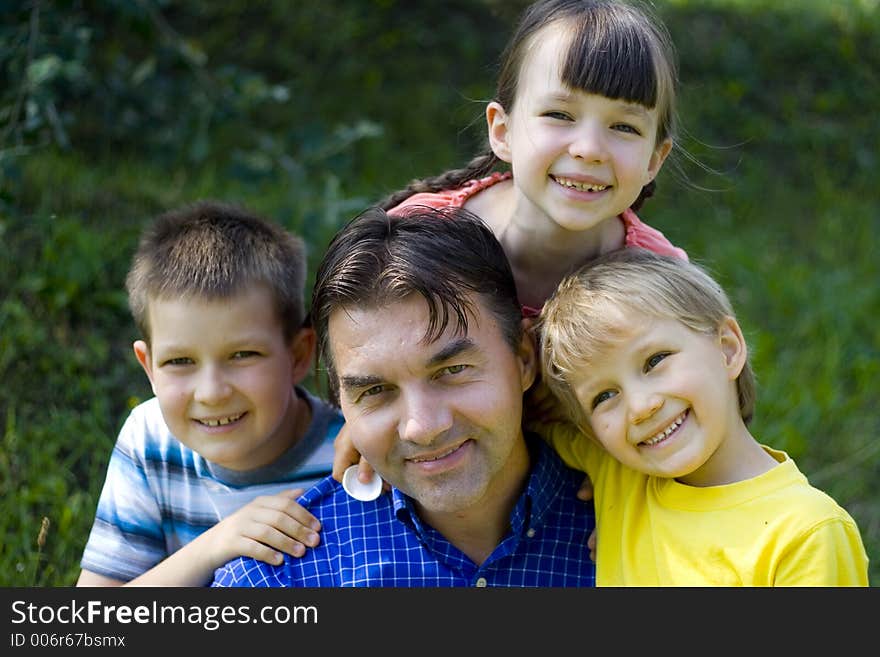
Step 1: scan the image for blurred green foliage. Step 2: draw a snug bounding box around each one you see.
[1,0,877,586]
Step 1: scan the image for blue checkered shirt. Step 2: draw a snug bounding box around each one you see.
[211,437,596,587]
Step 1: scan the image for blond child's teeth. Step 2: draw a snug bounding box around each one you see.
[643,411,687,446]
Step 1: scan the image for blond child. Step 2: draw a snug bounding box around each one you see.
[77,201,340,586]
[537,247,869,585]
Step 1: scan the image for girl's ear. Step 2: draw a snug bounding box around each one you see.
[718,316,748,380]
[133,340,158,395]
[645,138,673,183]
[486,101,513,163]
[288,327,317,385]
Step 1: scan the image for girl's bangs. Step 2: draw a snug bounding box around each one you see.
[562,23,657,108]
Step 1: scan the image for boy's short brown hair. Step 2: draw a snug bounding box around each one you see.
[126,200,307,344]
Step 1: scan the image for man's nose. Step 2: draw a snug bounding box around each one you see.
[399,389,453,445]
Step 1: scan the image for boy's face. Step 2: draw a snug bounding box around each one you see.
[134,284,314,471]
[329,293,536,519]
[567,310,750,487]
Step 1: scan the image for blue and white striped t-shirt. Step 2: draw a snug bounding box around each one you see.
[80,387,343,582]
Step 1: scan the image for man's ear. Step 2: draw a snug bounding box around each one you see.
[289,327,317,385]
[718,316,748,380]
[133,340,158,395]
[517,318,539,392]
[486,101,513,163]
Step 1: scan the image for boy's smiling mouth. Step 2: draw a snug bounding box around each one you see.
[197,412,246,427]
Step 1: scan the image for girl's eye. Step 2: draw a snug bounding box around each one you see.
[543,110,572,121]
[591,389,616,410]
[611,123,641,135]
[645,352,670,372]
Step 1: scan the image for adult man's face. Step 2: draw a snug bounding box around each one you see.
[329,293,536,516]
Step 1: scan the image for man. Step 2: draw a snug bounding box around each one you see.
[212,206,595,586]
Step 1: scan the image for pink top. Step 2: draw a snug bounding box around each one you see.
[389,171,688,315]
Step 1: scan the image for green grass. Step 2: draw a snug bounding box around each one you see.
[1,0,877,586]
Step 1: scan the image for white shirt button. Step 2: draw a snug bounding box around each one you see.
[475,577,488,587]
[526,528,536,538]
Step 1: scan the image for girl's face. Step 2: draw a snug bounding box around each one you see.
[568,310,752,487]
[488,24,671,233]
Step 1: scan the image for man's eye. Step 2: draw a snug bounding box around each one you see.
[443,364,468,376]
[645,352,670,371]
[591,389,616,410]
[360,385,387,399]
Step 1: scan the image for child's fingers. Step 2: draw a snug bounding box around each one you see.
[257,491,320,532]
[245,522,314,559]
[331,423,362,482]
[577,473,594,501]
[587,527,597,563]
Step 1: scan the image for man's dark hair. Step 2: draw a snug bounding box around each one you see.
[311,205,523,403]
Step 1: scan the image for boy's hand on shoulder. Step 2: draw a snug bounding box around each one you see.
[208,489,322,567]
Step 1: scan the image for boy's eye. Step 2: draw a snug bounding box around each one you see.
[591,389,616,410]
[645,352,670,372]
[163,357,193,366]
[232,350,259,359]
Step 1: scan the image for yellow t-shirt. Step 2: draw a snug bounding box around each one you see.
[544,424,869,586]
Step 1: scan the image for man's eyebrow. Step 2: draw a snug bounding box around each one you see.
[429,337,476,367]
[339,374,383,393]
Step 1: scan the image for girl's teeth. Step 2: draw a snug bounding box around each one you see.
[554,177,608,192]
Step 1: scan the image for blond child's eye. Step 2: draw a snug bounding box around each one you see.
[591,389,616,410]
[645,352,670,371]
[232,350,259,359]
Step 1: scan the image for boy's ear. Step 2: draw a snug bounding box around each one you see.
[718,316,747,380]
[133,340,158,395]
[288,327,317,385]
[645,138,673,183]
[486,101,513,163]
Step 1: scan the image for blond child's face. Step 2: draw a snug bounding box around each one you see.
[487,23,671,235]
[568,310,751,487]
[134,284,314,471]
